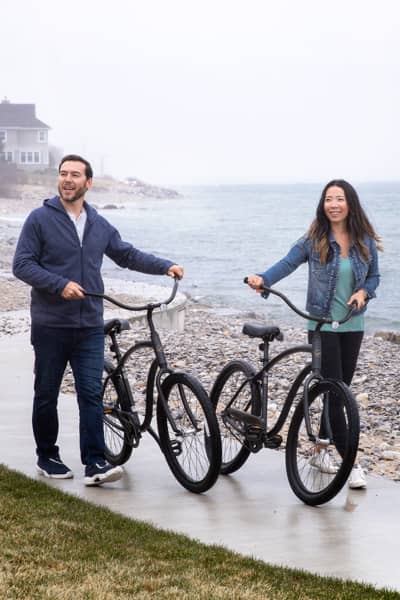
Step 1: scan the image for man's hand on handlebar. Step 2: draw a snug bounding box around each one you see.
[61,281,85,300]
[167,264,184,280]
[246,274,265,291]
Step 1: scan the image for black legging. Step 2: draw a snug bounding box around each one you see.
[307,330,364,454]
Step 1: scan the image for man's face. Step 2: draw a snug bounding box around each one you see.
[58,160,92,203]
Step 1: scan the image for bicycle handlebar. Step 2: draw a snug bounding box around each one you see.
[84,276,179,312]
[243,277,357,326]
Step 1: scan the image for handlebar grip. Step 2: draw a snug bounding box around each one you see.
[84,277,179,312]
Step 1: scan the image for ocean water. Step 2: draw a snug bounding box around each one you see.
[99,183,399,334]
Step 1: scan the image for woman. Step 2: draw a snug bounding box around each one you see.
[246,179,382,489]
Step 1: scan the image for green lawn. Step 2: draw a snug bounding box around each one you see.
[0,465,398,599]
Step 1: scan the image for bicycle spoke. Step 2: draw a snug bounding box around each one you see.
[157,373,221,493]
[286,380,359,505]
[210,360,260,474]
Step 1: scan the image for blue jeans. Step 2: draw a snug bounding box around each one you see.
[31,324,105,466]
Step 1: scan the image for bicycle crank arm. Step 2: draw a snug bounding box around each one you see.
[225,407,263,428]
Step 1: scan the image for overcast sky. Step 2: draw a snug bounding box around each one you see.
[2,0,400,185]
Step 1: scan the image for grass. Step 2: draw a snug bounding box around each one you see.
[0,465,398,600]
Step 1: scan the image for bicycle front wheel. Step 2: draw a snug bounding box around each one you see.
[102,360,134,466]
[157,373,222,493]
[210,360,261,474]
[285,380,359,506]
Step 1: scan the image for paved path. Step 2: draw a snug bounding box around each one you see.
[1,333,399,593]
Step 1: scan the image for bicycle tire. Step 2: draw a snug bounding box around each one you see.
[285,379,359,506]
[210,359,261,475]
[157,372,222,493]
[102,359,134,465]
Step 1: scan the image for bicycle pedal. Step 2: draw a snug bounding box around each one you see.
[245,426,264,453]
[264,434,283,449]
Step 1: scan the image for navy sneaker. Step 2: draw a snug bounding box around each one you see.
[84,461,123,486]
[37,457,73,479]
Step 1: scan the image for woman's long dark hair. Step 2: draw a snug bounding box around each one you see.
[308,179,383,263]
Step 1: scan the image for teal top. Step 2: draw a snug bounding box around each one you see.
[308,257,364,332]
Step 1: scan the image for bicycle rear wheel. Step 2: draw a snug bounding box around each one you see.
[157,372,222,493]
[210,360,261,474]
[102,360,134,465]
[285,380,359,506]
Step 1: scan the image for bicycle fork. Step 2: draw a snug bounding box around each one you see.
[302,325,334,446]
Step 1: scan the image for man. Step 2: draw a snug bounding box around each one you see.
[13,154,184,486]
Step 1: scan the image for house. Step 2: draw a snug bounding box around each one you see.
[0,97,51,169]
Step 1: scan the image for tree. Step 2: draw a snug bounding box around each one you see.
[0,139,24,197]
[48,145,64,169]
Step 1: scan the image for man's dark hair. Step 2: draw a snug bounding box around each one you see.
[58,154,93,180]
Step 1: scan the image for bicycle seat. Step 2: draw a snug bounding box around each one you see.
[242,322,283,341]
[104,318,131,335]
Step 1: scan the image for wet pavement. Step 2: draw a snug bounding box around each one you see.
[1,332,399,593]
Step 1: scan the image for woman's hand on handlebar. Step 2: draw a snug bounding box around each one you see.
[167,264,184,280]
[246,274,265,291]
[348,289,367,310]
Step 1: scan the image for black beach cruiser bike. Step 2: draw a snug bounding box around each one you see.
[85,278,222,494]
[210,279,360,505]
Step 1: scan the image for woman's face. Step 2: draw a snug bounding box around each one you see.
[324,185,349,225]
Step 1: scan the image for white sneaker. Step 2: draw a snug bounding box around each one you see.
[309,450,339,474]
[348,465,367,489]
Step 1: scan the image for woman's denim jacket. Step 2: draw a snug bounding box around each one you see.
[259,231,380,318]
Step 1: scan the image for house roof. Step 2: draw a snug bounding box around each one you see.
[0,101,50,129]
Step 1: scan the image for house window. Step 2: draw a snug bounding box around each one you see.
[20,151,40,164]
[0,152,13,162]
[0,130,7,142]
[38,130,47,143]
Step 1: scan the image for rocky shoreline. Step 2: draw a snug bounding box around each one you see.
[0,192,399,485]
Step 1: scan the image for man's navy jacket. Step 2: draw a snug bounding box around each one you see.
[13,196,173,328]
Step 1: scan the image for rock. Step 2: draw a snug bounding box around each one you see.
[174,360,186,369]
[374,331,400,344]
[356,392,369,407]
[382,450,400,460]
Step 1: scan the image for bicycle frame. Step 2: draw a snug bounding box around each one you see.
[87,278,223,494]
[222,341,313,448]
[212,280,361,504]
[231,280,358,446]
[86,278,201,445]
